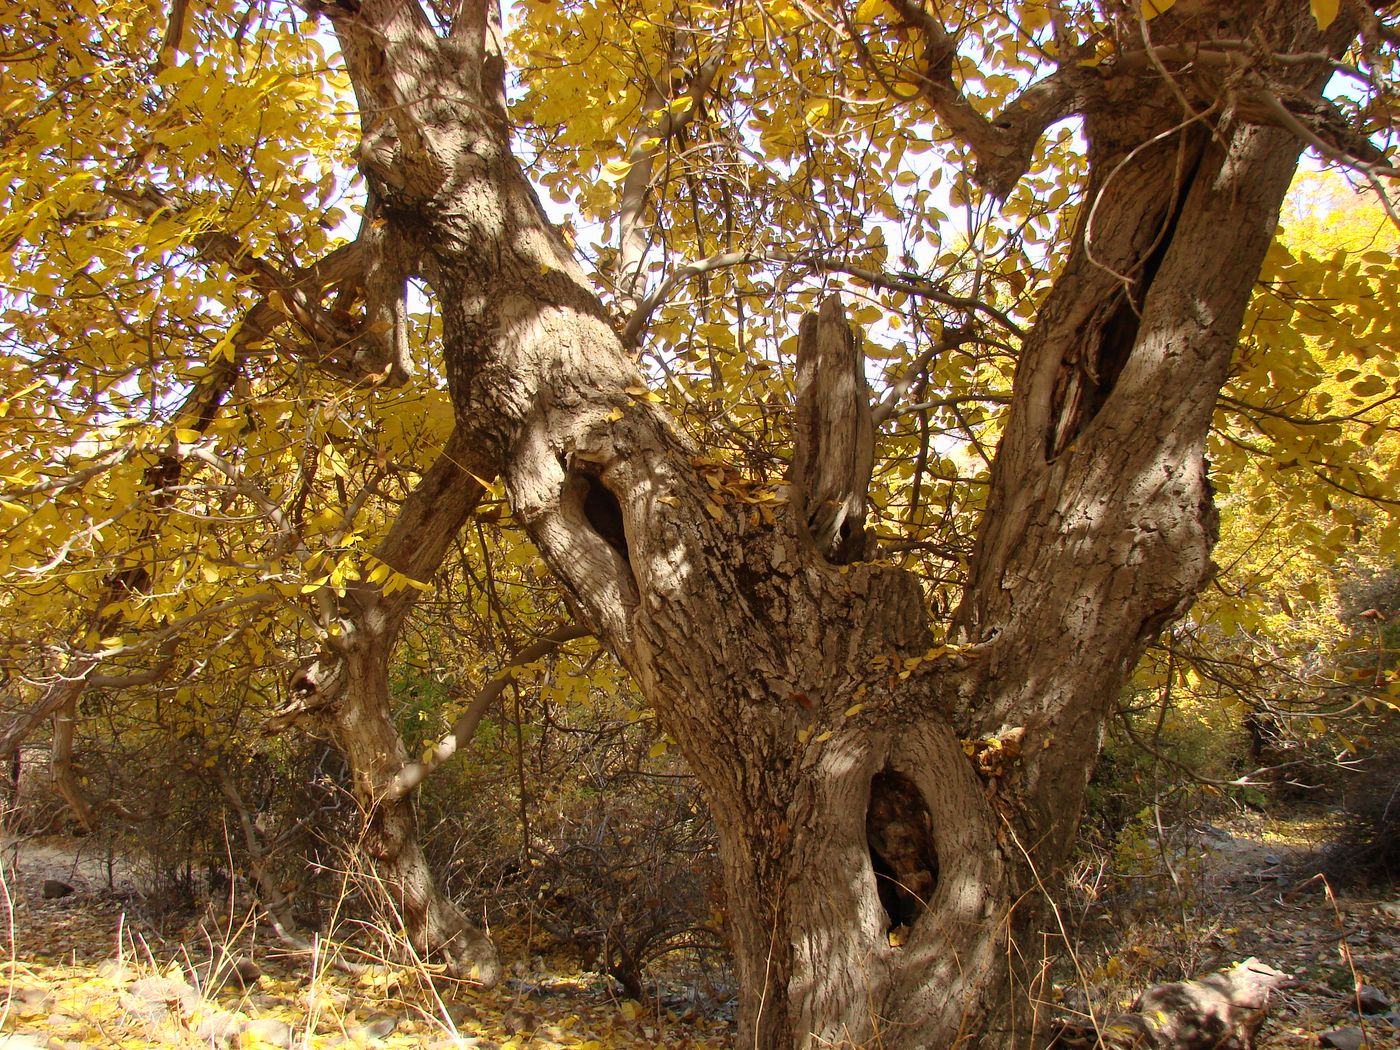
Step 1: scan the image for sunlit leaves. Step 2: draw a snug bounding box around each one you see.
[1310,0,1339,30]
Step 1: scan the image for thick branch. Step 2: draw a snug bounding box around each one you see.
[105,184,407,385]
[883,0,1094,197]
[269,430,486,728]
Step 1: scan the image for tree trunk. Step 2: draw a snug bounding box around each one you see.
[329,633,500,984]
[316,0,1354,1043]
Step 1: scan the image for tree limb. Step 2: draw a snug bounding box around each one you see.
[622,247,1025,347]
[384,624,591,801]
[882,0,1095,197]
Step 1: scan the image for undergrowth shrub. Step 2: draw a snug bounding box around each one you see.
[528,771,724,1000]
[1321,743,1400,885]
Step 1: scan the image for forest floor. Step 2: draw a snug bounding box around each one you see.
[0,808,1395,1049]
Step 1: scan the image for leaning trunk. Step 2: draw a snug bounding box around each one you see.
[275,431,500,983]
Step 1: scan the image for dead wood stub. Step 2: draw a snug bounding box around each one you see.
[790,296,875,564]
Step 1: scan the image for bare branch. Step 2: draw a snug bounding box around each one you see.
[616,44,724,312]
[384,624,592,801]
[623,248,1025,348]
[871,326,972,427]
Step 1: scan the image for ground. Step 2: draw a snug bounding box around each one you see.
[1061,808,1400,1049]
[0,810,1395,1049]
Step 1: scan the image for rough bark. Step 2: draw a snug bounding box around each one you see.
[309,0,1363,1045]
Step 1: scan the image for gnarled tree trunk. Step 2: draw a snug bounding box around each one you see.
[313,0,1359,1044]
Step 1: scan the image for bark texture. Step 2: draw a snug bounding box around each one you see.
[310,0,1364,1045]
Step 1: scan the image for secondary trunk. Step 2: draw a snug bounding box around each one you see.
[327,632,500,983]
[273,431,499,983]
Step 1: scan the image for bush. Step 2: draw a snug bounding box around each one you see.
[1321,744,1400,885]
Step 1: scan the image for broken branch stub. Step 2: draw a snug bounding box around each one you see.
[790,296,875,563]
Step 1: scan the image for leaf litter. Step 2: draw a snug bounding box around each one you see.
[0,838,733,1050]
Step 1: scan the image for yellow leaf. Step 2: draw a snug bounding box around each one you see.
[603,407,624,423]
[648,739,667,758]
[601,158,633,184]
[1140,0,1175,17]
[843,703,865,718]
[1309,0,1338,28]
[174,428,201,443]
[705,500,724,520]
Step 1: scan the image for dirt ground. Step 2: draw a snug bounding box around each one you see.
[1060,809,1400,1049]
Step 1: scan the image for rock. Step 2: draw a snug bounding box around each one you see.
[1356,985,1391,1014]
[1050,958,1292,1049]
[0,1035,48,1049]
[502,1007,538,1035]
[242,1018,295,1048]
[41,879,74,899]
[121,974,199,1024]
[1130,957,1291,1049]
[443,1000,478,1027]
[194,1009,245,1044]
[1319,1026,1366,1050]
[9,986,51,1017]
[218,956,262,990]
[355,1014,398,1041]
